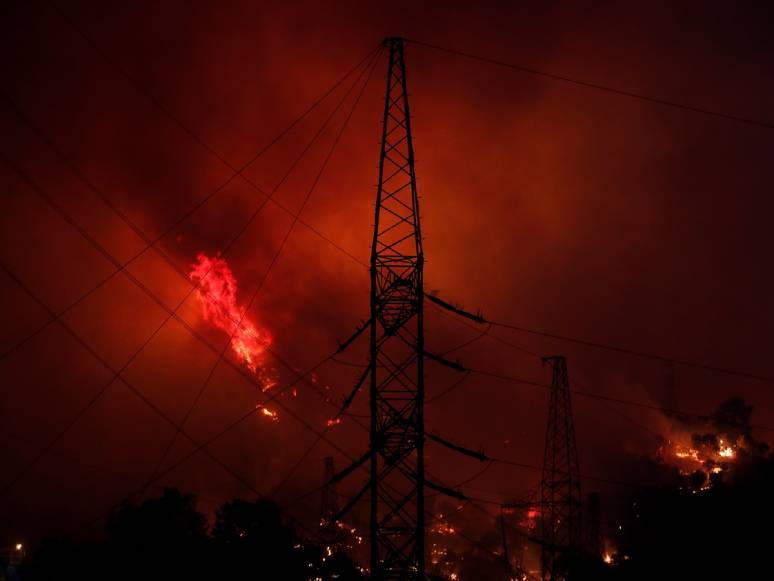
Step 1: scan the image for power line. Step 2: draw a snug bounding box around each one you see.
[26,6,774,395]
[1,65,402,546]
[0,143,390,541]
[47,0,370,268]
[1,52,389,534]
[0,153,372,506]
[430,297,774,434]
[464,365,774,433]
[0,260,267,502]
[174,48,383,503]
[405,38,774,130]
[140,48,383,494]
[69,347,340,539]
[4,34,492,548]
[3,247,402,555]
[427,305,666,441]
[4,17,768,568]
[488,319,774,384]
[52,1,774,396]
[428,294,774,385]
[0,107,340,493]
[38,7,768,408]
[0,45,378,364]
[1,73,378,512]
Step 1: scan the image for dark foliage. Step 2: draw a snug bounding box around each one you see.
[22,489,363,581]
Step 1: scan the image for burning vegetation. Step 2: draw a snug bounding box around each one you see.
[189,252,273,380]
[657,397,768,491]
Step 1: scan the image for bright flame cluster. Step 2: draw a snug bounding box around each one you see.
[189,253,271,374]
[661,433,743,489]
[257,405,279,422]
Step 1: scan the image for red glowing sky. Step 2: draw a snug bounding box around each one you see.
[1,0,773,544]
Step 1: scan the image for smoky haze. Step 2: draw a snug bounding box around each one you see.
[1,0,773,555]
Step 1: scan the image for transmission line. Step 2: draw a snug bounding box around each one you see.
[2,54,391,535]
[0,92,373,502]
[0,44,378,364]
[405,38,774,130]
[464,365,774,432]
[488,318,774,384]
[48,0,371,267]
[141,47,383,494]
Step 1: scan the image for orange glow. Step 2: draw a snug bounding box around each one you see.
[257,405,279,421]
[430,520,456,535]
[189,253,271,374]
[326,418,342,427]
[659,432,745,489]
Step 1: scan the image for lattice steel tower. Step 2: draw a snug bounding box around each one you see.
[369,36,425,580]
[321,456,340,524]
[585,492,602,559]
[540,356,582,581]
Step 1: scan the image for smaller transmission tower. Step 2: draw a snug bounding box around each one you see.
[664,359,677,414]
[540,356,582,581]
[320,456,346,549]
[321,456,340,524]
[585,492,602,559]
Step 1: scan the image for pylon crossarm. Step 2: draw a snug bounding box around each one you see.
[424,479,467,501]
[425,293,486,324]
[336,317,373,354]
[426,432,489,462]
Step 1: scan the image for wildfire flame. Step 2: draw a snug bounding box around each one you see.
[257,405,279,422]
[189,253,271,374]
[660,433,744,489]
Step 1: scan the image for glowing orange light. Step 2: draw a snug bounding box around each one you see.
[256,406,279,421]
[661,432,743,491]
[430,522,456,535]
[326,418,342,427]
[189,253,271,374]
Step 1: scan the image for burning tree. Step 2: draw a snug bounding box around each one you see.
[658,397,769,491]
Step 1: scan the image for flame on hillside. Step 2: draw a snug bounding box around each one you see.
[189,253,272,379]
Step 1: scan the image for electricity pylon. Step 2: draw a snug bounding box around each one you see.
[369,36,425,580]
[540,356,582,581]
[321,456,340,524]
[585,492,602,559]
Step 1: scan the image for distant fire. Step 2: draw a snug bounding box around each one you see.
[430,521,456,536]
[189,253,272,376]
[257,405,279,422]
[655,397,772,491]
[660,433,744,487]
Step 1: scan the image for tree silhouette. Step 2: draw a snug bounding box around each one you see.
[25,489,363,581]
